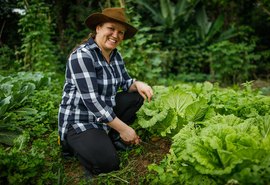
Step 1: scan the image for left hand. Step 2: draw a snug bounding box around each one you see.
[134,81,153,102]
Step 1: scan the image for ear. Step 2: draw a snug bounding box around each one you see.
[96,25,101,33]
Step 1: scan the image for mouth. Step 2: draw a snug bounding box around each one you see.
[108,38,117,44]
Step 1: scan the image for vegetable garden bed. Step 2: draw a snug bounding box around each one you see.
[1,72,270,184]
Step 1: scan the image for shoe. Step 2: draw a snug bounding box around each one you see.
[61,150,74,159]
[113,140,133,151]
[109,129,133,151]
[60,140,74,159]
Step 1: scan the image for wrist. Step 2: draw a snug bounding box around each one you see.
[129,80,139,92]
[108,117,129,133]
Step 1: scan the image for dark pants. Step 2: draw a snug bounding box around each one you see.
[66,92,144,174]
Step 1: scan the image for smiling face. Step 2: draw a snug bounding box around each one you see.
[94,22,126,56]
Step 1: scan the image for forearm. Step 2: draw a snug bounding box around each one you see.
[107,117,129,133]
[107,117,140,144]
[128,80,138,92]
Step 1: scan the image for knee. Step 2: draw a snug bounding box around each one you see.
[134,92,144,108]
[92,154,120,174]
[104,155,120,172]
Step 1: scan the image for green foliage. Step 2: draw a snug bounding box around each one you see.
[0,45,18,73]
[0,71,63,184]
[119,8,165,84]
[0,72,49,117]
[52,0,101,71]
[0,72,62,143]
[136,0,199,29]
[16,0,58,71]
[195,5,237,44]
[0,124,22,146]
[171,41,209,75]
[0,72,49,145]
[148,114,270,185]
[0,131,62,185]
[1,0,270,85]
[256,48,270,79]
[142,82,270,184]
[207,40,260,84]
[137,83,213,137]
[134,0,267,84]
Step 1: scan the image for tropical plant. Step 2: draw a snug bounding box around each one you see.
[136,0,200,29]
[195,5,237,44]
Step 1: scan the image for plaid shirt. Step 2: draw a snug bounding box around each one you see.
[58,38,134,141]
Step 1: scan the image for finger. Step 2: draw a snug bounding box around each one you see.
[139,91,147,100]
[134,137,140,145]
[138,137,142,144]
[146,87,153,101]
[145,90,152,102]
[149,88,154,97]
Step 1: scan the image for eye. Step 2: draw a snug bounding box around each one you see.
[107,27,114,31]
[119,31,125,35]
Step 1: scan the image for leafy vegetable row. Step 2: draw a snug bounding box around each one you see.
[137,82,270,184]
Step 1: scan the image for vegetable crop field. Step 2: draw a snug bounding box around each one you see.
[1,72,270,184]
[1,0,270,184]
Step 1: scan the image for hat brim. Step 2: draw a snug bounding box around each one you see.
[85,13,137,40]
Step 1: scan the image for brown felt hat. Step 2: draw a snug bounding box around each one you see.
[85,7,137,40]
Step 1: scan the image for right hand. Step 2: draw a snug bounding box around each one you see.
[107,117,141,145]
[119,126,140,145]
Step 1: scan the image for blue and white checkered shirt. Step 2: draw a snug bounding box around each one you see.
[58,38,134,141]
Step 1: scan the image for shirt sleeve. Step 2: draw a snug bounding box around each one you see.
[68,49,116,123]
[119,58,134,91]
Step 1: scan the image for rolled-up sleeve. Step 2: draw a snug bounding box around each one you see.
[68,50,116,123]
[119,62,134,91]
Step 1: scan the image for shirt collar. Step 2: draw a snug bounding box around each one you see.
[87,37,118,59]
[87,37,99,50]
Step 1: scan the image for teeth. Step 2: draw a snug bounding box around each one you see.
[109,39,116,43]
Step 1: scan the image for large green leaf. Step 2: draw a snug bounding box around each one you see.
[0,96,12,117]
[160,0,174,26]
[161,90,194,114]
[0,124,22,146]
[138,108,169,128]
[195,5,237,44]
[185,99,209,122]
[257,114,270,139]
[135,0,163,24]
[135,0,200,29]
[196,5,212,39]
[137,87,195,136]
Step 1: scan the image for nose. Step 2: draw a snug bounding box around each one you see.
[112,30,119,38]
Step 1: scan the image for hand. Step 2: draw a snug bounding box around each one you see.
[119,126,141,145]
[107,117,141,145]
[134,81,153,102]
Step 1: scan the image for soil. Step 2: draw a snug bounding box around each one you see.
[128,137,171,184]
